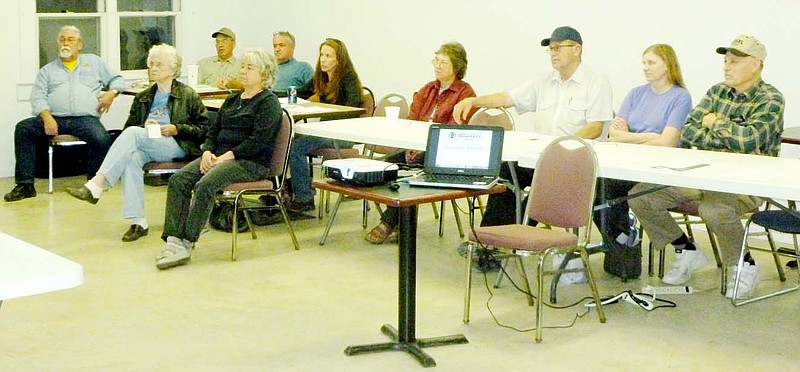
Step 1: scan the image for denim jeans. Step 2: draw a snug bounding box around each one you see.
[162,157,268,243]
[288,134,354,203]
[98,126,185,220]
[14,115,111,184]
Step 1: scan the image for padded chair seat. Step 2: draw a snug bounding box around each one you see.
[671,200,699,214]
[143,161,190,171]
[470,225,578,251]
[222,179,275,192]
[50,134,85,145]
[751,210,800,234]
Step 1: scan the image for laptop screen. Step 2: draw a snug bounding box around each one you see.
[424,125,504,176]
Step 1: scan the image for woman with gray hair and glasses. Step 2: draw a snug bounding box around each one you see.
[154,47,282,270]
[67,44,209,243]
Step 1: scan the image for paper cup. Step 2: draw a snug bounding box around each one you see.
[186,65,199,87]
[147,124,161,138]
[385,106,400,124]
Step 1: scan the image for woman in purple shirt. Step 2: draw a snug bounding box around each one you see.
[595,44,692,279]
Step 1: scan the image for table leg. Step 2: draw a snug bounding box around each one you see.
[344,205,468,367]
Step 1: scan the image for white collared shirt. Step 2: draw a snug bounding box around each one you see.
[509,63,613,136]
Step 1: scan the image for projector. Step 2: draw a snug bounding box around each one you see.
[322,158,399,185]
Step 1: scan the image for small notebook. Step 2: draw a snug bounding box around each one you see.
[407,124,504,190]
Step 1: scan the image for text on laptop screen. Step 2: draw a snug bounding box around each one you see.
[434,128,494,170]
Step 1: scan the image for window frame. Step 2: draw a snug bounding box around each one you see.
[19,0,182,84]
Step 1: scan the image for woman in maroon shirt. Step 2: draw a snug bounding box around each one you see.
[365,41,477,244]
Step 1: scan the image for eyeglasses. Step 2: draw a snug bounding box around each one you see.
[431,58,451,67]
[546,43,578,53]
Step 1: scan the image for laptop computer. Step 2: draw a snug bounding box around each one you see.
[407,124,504,190]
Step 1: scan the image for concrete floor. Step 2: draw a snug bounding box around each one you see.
[0,175,798,371]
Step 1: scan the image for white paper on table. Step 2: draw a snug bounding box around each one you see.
[203,98,225,107]
[649,160,711,172]
[284,105,337,114]
[194,85,228,94]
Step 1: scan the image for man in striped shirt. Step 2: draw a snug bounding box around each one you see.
[629,35,785,300]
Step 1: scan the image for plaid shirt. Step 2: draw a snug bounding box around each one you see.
[680,79,784,156]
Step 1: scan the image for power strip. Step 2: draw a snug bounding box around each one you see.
[642,285,694,295]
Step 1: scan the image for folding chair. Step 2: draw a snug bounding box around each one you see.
[216,108,300,260]
[462,136,606,342]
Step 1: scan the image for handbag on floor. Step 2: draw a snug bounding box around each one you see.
[209,201,249,233]
[602,212,642,281]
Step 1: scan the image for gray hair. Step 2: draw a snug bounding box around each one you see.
[273,31,296,46]
[241,47,278,90]
[147,44,182,79]
[58,25,82,41]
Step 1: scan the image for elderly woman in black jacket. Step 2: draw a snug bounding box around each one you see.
[67,44,209,242]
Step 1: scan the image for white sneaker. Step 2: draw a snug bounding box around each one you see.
[662,249,709,285]
[155,237,192,270]
[725,262,760,299]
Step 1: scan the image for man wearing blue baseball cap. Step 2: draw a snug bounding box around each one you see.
[453,26,613,227]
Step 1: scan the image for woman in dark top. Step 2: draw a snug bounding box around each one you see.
[286,38,364,212]
[156,48,281,270]
[65,44,209,242]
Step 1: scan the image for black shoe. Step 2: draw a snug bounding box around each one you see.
[122,224,149,242]
[4,184,36,202]
[787,260,798,269]
[285,199,314,213]
[66,186,99,205]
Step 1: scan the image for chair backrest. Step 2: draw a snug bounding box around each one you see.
[526,136,598,230]
[360,86,376,117]
[467,107,515,131]
[268,108,294,182]
[374,93,410,118]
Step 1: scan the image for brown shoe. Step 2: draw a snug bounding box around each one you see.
[66,186,99,205]
[4,184,36,202]
[122,224,149,242]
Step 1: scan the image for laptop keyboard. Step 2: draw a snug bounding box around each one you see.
[422,174,492,185]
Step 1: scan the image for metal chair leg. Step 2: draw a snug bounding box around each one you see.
[438,201,446,237]
[451,199,465,238]
[319,194,345,245]
[48,146,54,194]
[463,243,475,323]
[516,257,534,307]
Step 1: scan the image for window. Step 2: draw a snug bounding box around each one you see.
[33,0,180,77]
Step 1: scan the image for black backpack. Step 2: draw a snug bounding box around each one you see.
[602,213,642,281]
[209,201,249,233]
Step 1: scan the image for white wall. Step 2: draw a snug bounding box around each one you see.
[2,0,800,178]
